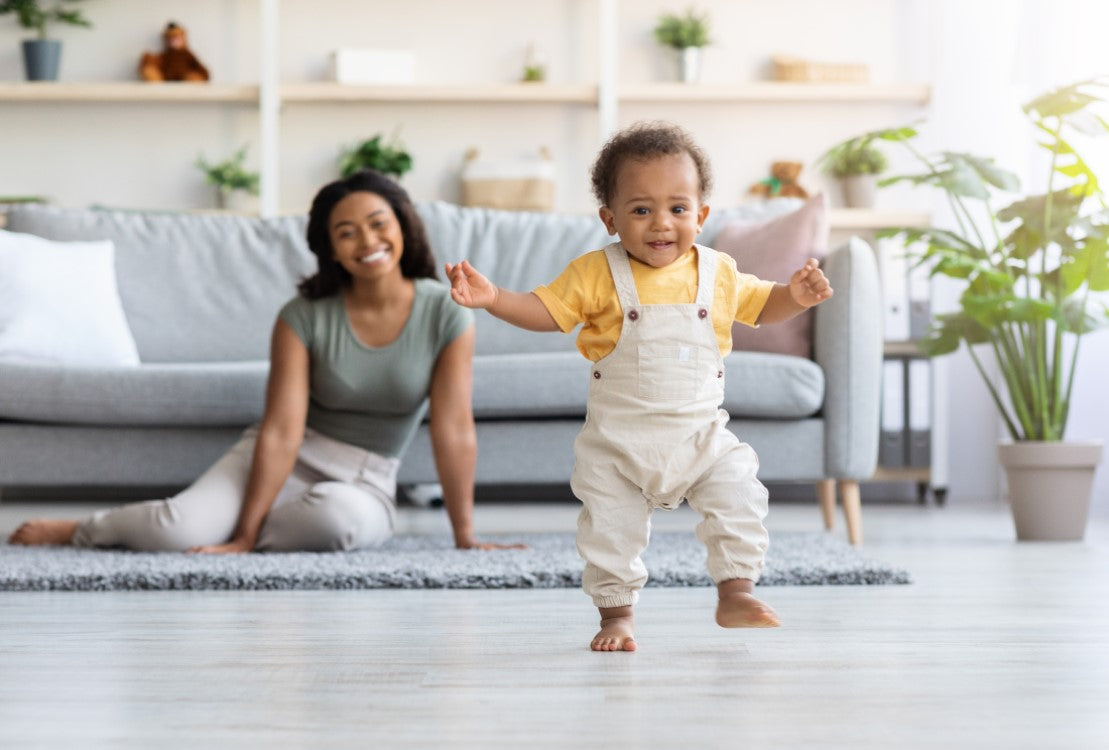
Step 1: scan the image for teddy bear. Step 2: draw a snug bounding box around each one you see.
[748,161,810,200]
[139,22,210,82]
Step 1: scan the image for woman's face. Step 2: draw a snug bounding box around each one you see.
[328,191,405,282]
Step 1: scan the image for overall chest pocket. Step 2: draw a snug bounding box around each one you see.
[636,342,703,402]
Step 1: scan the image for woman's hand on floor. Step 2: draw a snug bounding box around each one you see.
[456,538,528,551]
[188,537,255,554]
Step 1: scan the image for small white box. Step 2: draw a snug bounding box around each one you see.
[329,49,415,85]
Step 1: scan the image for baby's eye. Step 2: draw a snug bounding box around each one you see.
[672,206,687,214]
[632,207,649,215]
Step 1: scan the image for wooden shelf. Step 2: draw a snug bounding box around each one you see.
[280,83,598,104]
[619,82,932,104]
[0,82,259,103]
[828,209,930,229]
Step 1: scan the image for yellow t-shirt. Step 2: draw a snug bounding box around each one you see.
[533,246,775,362]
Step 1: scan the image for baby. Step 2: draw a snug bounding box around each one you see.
[447,122,832,651]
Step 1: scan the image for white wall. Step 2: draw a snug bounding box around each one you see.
[2,0,1106,507]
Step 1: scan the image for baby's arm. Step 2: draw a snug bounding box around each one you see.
[446,260,560,332]
[756,258,834,325]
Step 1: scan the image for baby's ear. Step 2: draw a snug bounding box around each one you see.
[598,206,617,235]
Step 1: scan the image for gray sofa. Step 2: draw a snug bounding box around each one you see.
[0,200,881,540]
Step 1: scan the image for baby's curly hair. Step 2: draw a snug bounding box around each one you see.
[590,121,713,207]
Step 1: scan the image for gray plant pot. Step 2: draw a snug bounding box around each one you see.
[998,440,1103,541]
[22,39,62,81]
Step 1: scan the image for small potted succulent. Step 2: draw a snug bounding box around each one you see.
[339,133,413,180]
[196,145,260,212]
[818,137,888,208]
[0,0,92,80]
[653,8,711,83]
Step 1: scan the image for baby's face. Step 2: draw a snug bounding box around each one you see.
[599,152,708,268]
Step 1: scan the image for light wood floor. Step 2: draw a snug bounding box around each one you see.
[1,494,1108,749]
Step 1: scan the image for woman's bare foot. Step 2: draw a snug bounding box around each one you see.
[716,578,780,628]
[7,519,79,546]
[592,605,637,652]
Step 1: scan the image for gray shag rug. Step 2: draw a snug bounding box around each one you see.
[0,531,910,592]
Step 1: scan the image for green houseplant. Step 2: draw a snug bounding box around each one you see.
[339,133,413,180]
[818,137,889,208]
[0,0,91,80]
[653,8,711,83]
[832,79,1109,539]
[196,145,260,211]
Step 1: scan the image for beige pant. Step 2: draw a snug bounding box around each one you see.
[72,426,397,552]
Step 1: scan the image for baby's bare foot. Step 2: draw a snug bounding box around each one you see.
[716,592,780,628]
[715,578,780,628]
[592,615,636,651]
[592,605,636,651]
[7,519,78,546]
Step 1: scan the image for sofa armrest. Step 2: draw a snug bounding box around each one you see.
[813,237,883,480]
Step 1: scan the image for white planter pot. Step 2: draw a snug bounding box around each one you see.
[998,440,1103,541]
[678,47,702,83]
[841,174,877,208]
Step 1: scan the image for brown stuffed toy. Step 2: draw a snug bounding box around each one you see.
[748,161,810,200]
[139,22,210,82]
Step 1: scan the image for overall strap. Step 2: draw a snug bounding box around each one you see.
[694,245,717,307]
[603,243,640,310]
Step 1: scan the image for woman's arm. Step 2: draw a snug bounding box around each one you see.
[428,325,525,551]
[189,319,309,553]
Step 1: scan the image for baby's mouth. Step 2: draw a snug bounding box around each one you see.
[648,241,673,250]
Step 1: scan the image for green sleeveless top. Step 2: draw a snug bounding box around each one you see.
[279,278,473,457]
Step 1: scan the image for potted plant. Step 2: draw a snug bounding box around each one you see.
[653,8,711,84]
[817,137,888,208]
[339,133,413,180]
[196,145,260,212]
[832,79,1108,540]
[0,0,91,81]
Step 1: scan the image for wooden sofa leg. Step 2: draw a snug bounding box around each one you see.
[839,480,863,546]
[816,479,836,531]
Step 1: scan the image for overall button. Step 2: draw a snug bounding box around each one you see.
[627,309,639,321]
[593,371,602,379]
[717,370,724,378]
[698,308,708,319]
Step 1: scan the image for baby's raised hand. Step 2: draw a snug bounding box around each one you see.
[789,258,834,307]
[446,259,498,309]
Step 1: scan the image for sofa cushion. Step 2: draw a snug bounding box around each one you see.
[4,205,316,364]
[721,351,824,418]
[471,352,592,418]
[0,230,140,367]
[469,350,823,421]
[0,361,268,426]
[715,194,830,359]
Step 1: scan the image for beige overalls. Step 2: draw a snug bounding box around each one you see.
[571,243,770,608]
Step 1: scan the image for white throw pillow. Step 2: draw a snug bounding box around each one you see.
[0,229,140,366]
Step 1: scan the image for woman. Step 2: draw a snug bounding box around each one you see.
[9,170,519,553]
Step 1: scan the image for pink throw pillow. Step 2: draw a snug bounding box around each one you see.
[714,194,829,359]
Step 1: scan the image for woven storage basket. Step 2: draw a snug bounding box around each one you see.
[771,55,869,83]
[461,148,555,212]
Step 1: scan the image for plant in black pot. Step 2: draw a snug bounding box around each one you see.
[0,0,92,81]
[339,133,413,180]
